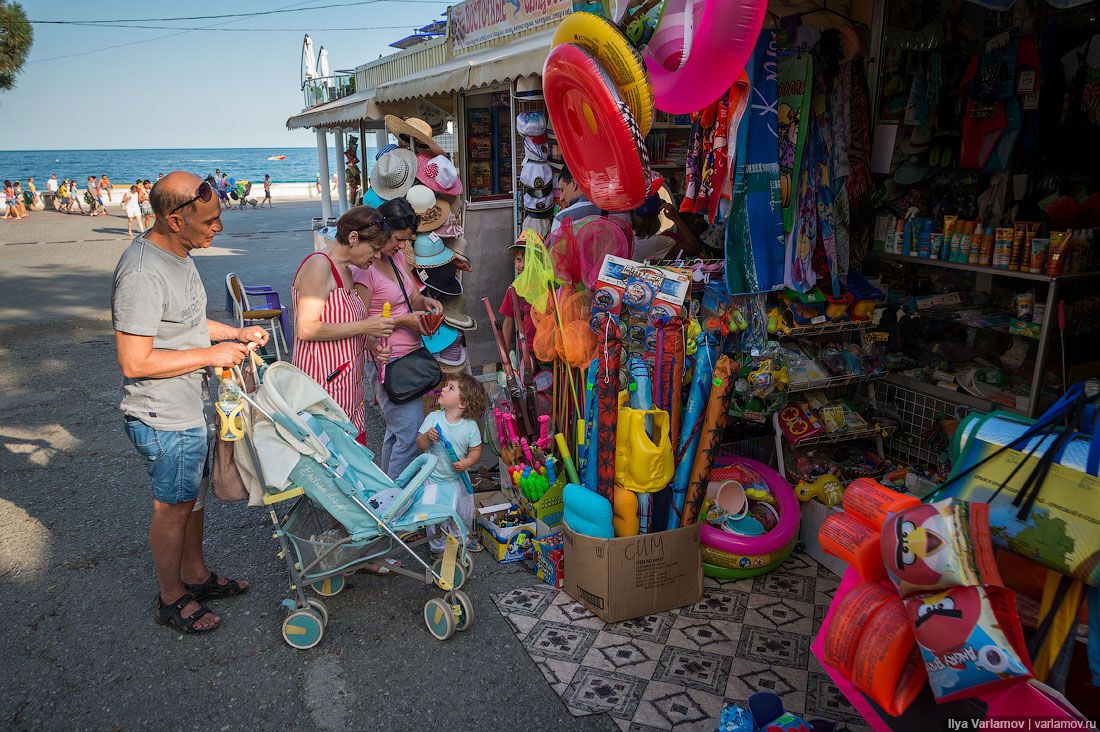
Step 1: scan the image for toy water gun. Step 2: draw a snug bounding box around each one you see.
[378,301,391,383]
[435,426,474,494]
[537,415,551,449]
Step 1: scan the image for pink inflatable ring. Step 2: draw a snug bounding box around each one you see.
[699,456,800,556]
[645,0,767,114]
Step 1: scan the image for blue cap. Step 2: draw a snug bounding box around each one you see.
[375,144,397,160]
[422,323,459,354]
[362,188,384,208]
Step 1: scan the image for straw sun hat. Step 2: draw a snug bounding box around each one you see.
[370,148,418,200]
[384,115,442,153]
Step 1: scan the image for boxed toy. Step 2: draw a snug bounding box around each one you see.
[476,493,536,564]
[529,533,565,589]
[512,471,565,537]
[591,255,691,351]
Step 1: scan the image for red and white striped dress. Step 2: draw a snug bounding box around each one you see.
[291,252,366,432]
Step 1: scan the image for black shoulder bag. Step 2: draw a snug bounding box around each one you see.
[380,256,442,404]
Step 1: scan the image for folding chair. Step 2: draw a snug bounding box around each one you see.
[226,273,290,361]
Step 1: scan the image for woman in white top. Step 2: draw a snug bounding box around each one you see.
[122,184,143,236]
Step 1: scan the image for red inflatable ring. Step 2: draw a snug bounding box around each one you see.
[543,42,655,212]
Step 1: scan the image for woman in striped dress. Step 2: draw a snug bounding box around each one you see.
[291,206,394,439]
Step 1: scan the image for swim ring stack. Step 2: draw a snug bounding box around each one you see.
[543,1,767,210]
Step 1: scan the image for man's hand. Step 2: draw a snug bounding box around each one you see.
[209,341,250,368]
[237,326,269,346]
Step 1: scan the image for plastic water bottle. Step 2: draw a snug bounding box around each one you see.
[215,369,244,442]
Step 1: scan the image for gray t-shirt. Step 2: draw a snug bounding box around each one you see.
[112,235,211,430]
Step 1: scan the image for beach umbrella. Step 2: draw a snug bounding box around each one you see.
[302,34,316,83]
[318,46,332,86]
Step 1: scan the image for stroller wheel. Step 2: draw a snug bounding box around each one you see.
[461,552,474,579]
[306,598,329,626]
[282,609,325,649]
[423,598,456,641]
[431,558,466,591]
[450,590,474,632]
[311,575,346,597]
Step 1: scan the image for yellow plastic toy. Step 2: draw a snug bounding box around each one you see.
[744,486,776,505]
[794,474,843,508]
[685,319,702,355]
[612,488,640,537]
[614,404,674,493]
[766,307,792,335]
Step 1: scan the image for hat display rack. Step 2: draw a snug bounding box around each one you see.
[512,74,556,241]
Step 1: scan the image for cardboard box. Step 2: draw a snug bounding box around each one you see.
[529,533,565,589]
[563,522,702,623]
[798,501,845,577]
[476,493,535,564]
[513,472,565,537]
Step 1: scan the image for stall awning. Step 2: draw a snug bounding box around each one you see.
[286,89,383,130]
[373,30,552,103]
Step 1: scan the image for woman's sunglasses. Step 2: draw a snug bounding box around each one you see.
[168,181,213,215]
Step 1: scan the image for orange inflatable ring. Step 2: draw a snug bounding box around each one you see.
[551,12,654,137]
[543,42,655,212]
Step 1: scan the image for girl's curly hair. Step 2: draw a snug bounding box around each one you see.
[448,372,488,420]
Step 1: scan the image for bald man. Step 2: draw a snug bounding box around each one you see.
[112,171,269,634]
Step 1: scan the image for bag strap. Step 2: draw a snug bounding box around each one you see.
[388,255,416,312]
[292,252,346,289]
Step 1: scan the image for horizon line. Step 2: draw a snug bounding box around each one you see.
[0,146,336,153]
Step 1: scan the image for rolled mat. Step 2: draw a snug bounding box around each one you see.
[594,318,622,502]
[679,355,736,526]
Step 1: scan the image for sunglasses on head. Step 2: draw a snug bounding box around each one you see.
[168,181,213,215]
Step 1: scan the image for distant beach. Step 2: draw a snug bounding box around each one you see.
[0,146,378,185]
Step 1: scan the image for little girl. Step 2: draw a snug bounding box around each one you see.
[416,372,487,555]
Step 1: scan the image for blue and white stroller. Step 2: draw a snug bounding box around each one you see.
[233,361,474,649]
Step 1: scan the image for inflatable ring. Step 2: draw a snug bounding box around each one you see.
[702,539,794,580]
[701,535,795,570]
[699,456,800,556]
[543,43,653,212]
[552,12,654,136]
[645,0,767,114]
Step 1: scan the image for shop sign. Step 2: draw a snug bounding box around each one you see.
[448,0,572,53]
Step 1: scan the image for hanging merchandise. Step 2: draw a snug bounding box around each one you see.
[778,50,812,240]
[726,30,785,294]
[511,229,555,313]
[645,0,767,114]
[516,110,555,237]
[679,354,737,527]
[666,332,717,529]
[594,318,623,502]
[547,214,634,289]
[543,41,658,211]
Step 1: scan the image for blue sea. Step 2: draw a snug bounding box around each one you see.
[0,147,377,185]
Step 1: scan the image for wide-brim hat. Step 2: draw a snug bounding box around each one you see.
[513,74,544,101]
[370,148,418,200]
[437,339,467,366]
[422,322,460,353]
[439,353,469,374]
[417,153,463,196]
[413,232,455,268]
[439,293,476,331]
[385,115,438,149]
[416,260,463,297]
[436,213,464,239]
[417,198,451,233]
[406,184,438,214]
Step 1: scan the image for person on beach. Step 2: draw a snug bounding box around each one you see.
[99,174,113,203]
[217,174,231,209]
[140,180,154,229]
[352,197,443,480]
[261,174,272,208]
[2,180,25,219]
[66,179,85,214]
[112,171,267,634]
[85,176,105,216]
[122,184,144,236]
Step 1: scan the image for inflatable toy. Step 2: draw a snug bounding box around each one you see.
[794,474,842,508]
[615,404,674,493]
[702,539,795,580]
[700,464,798,552]
[646,0,694,73]
[702,535,794,572]
[645,0,767,114]
[582,360,600,491]
[679,355,737,526]
[551,12,654,136]
[612,487,640,536]
[563,482,615,538]
[543,42,655,211]
[666,333,716,529]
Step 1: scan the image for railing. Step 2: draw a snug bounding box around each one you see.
[302,72,357,109]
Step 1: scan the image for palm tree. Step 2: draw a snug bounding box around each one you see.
[0,2,32,91]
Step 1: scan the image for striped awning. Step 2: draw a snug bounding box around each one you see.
[286,89,385,130]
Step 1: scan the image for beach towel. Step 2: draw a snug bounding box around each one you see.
[778,51,812,234]
[726,31,784,294]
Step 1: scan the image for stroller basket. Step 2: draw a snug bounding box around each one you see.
[282,498,393,579]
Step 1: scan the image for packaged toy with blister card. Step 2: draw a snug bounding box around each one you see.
[591,255,691,353]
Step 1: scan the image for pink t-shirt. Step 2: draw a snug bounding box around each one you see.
[351,257,422,359]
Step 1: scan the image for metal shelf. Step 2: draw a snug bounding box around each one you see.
[785,320,874,338]
[881,373,1025,416]
[784,424,896,447]
[868,252,1100,284]
[787,371,885,393]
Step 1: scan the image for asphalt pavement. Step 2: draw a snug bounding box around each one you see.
[0,203,615,731]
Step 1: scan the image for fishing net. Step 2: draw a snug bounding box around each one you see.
[532,288,597,367]
[547,215,633,289]
[511,228,555,313]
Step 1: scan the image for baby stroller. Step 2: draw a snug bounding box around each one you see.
[233,181,258,209]
[232,360,475,649]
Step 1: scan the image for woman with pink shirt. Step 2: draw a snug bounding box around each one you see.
[351,197,443,478]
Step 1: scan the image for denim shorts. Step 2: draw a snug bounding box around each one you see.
[124,417,214,505]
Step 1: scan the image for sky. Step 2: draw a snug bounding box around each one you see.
[2,0,453,150]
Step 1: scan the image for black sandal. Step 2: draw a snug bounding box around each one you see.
[184,571,249,602]
[155,592,219,634]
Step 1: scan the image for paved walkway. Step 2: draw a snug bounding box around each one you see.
[0,206,613,730]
